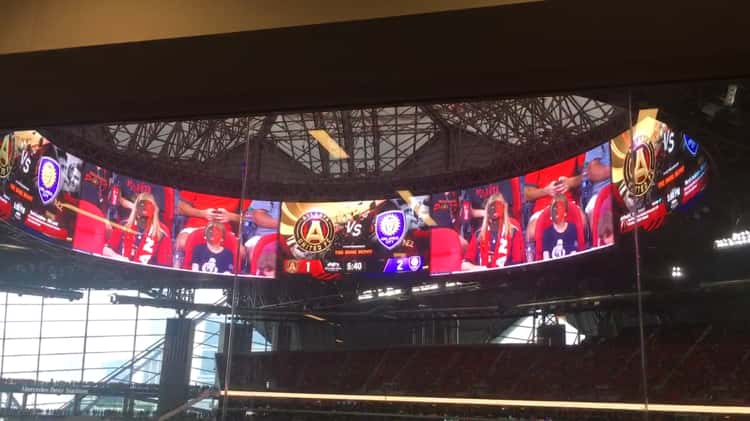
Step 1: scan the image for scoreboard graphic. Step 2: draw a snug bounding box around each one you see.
[0,122,709,284]
[279,199,430,280]
[611,118,709,232]
[0,131,80,244]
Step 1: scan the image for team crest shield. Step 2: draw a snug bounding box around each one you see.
[0,134,12,179]
[37,156,61,205]
[375,210,406,250]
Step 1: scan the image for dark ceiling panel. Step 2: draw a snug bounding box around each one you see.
[0,0,748,128]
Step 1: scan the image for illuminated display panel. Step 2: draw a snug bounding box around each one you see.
[429,142,616,275]
[0,131,279,279]
[611,118,708,232]
[0,128,707,282]
[0,131,79,245]
[278,200,431,280]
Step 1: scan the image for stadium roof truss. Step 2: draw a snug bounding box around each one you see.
[42,94,625,199]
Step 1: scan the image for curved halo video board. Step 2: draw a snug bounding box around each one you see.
[428,142,615,276]
[0,126,707,283]
[0,130,280,279]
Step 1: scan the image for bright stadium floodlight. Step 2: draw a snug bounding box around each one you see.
[671,266,684,279]
[411,283,439,294]
[303,313,327,322]
[0,243,30,251]
[222,390,750,415]
[715,230,750,249]
[378,287,402,298]
[357,290,374,301]
[309,129,349,160]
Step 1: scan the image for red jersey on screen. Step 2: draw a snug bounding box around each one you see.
[463,218,524,267]
[525,155,584,213]
[179,191,242,229]
[108,223,172,267]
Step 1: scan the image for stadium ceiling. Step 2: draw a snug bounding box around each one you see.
[42,94,625,200]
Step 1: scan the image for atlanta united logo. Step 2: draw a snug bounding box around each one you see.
[375,210,406,250]
[293,211,335,253]
[284,259,299,274]
[37,156,61,205]
[0,135,12,179]
[623,141,655,198]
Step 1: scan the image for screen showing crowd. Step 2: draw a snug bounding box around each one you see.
[0,130,280,278]
[427,142,615,275]
[0,128,705,282]
[279,199,431,281]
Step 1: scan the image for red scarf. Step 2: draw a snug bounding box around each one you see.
[479,229,509,268]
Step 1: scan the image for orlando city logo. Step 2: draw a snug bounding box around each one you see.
[37,156,61,205]
[293,210,335,253]
[408,255,422,272]
[623,140,655,198]
[375,210,406,250]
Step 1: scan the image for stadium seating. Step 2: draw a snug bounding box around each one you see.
[225,324,750,405]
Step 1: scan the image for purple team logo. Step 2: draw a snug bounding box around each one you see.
[37,156,61,205]
[375,210,406,250]
[408,255,422,272]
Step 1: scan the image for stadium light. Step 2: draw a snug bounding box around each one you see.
[671,266,684,279]
[357,290,374,301]
[714,230,750,249]
[378,287,402,298]
[221,390,750,415]
[303,313,327,322]
[0,243,30,251]
[309,129,349,160]
[411,283,439,294]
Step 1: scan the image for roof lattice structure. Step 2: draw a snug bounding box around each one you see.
[41,94,625,199]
